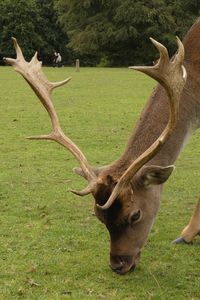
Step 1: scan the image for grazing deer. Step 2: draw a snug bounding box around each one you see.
[4,18,200,275]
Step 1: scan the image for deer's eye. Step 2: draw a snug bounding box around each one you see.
[129,210,141,224]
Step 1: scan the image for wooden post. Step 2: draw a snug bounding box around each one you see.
[76,59,80,72]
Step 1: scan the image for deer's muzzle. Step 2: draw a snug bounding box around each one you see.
[110,253,139,275]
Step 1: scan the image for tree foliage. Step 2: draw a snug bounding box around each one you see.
[0,0,41,59]
[0,0,68,64]
[0,0,200,66]
[55,0,200,66]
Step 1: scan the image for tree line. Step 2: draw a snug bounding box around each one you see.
[0,0,199,66]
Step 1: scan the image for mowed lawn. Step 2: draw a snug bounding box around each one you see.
[0,66,200,300]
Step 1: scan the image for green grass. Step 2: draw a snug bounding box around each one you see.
[0,66,200,300]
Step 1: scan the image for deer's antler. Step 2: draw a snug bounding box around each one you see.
[4,38,97,195]
[97,37,187,210]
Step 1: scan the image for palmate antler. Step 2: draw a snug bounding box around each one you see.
[97,37,187,209]
[4,38,97,195]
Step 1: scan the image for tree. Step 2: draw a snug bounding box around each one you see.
[34,0,70,64]
[0,0,42,60]
[166,0,200,38]
[55,0,199,66]
[55,0,119,65]
[0,0,70,65]
[1,0,200,66]
[109,0,176,65]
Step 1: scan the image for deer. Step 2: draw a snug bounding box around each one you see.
[4,18,200,275]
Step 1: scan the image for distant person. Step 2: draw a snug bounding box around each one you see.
[56,53,62,67]
[53,51,58,67]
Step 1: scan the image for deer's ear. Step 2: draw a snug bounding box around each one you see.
[136,165,175,187]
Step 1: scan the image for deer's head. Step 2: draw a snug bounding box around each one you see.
[4,37,186,274]
[74,163,175,274]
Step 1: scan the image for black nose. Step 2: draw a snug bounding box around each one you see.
[110,254,136,274]
[110,261,124,273]
[110,261,136,274]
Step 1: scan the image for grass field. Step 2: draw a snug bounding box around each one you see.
[0,66,200,300]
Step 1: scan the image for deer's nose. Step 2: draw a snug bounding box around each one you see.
[110,259,124,273]
[110,254,135,274]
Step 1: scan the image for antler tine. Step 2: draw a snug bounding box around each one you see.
[70,181,96,196]
[12,37,25,61]
[4,38,97,187]
[129,38,169,83]
[97,37,187,210]
[130,37,186,90]
[173,36,186,68]
[150,37,169,65]
[3,37,24,65]
[51,78,72,90]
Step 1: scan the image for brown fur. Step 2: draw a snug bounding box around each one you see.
[92,19,200,274]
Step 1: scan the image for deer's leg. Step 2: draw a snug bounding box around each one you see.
[173,197,200,244]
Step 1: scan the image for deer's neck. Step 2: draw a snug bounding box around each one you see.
[128,78,199,167]
[107,18,200,178]
[108,65,200,178]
